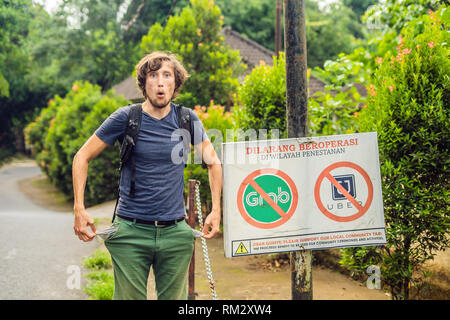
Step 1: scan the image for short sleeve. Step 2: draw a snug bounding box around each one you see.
[189,109,208,145]
[94,106,130,146]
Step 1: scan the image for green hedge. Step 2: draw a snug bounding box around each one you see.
[25,81,130,207]
[232,51,361,137]
[340,8,450,300]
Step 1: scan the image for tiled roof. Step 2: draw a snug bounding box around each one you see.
[221,26,274,73]
[111,74,142,102]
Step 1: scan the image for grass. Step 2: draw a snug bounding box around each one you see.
[83,249,114,300]
[84,271,114,300]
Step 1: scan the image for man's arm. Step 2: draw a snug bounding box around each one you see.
[195,139,222,239]
[72,134,109,242]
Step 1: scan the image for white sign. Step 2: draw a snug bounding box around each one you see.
[222,132,386,258]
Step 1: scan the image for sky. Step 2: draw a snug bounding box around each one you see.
[33,0,60,14]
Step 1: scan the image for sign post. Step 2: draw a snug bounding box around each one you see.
[284,0,311,300]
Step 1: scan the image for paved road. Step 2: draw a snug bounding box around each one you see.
[0,161,100,299]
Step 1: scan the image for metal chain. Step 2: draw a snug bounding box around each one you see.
[195,181,219,300]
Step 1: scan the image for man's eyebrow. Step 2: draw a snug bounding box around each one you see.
[151,67,173,73]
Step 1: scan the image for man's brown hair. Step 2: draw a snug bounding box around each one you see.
[135,51,189,100]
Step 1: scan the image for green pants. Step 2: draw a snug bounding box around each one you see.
[104,216,194,300]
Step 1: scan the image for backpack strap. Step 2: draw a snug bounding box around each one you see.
[119,104,143,171]
[112,103,142,222]
[175,103,207,168]
[175,103,194,165]
[123,104,142,198]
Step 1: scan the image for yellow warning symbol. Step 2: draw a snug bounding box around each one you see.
[235,242,249,255]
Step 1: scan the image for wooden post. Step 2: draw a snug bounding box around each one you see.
[284,0,313,300]
[187,179,197,300]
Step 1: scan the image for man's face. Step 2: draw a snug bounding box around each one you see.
[145,61,176,109]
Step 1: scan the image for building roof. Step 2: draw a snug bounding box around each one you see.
[221,26,274,72]
[112,27,328,102]
[111,75,142,102]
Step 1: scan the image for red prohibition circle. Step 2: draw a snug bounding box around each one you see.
[314,161,373,222]
[237,168,298,229]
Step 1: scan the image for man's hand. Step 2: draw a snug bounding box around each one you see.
[73,208,97,242]
[201,209,221,239]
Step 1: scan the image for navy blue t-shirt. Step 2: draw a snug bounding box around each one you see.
[95,103,208,221]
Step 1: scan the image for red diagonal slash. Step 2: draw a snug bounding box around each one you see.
[247,179,287,218]
[325,172,363,211]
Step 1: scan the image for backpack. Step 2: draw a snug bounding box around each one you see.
[111,102,195,222]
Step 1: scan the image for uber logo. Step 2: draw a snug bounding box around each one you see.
[331,174,356,200]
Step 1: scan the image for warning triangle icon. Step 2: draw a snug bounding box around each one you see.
[235,242,249,255]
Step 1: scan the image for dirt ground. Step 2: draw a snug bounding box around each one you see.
[17,164,448,300]
[156,234,391,300]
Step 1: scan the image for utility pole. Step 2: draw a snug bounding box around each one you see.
[284,0,312,300]
[275,0,282,57]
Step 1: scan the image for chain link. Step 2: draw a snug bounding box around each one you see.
[195,181,219,300]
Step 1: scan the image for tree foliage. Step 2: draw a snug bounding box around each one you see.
[216,0,276,51]
[305,0,366,68]
[0,0,44,153]
[363,0,446,33]
[341,8,450,299]
[120,0,190,44]
[216,0,368,68]
[184,102,234,212]
[232,52,359,138]
[233,53,287,137]
[140,0,244,108]
[25,82,130,206]
[1,0,139,157]
[29,0,137,92]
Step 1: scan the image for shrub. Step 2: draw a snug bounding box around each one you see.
[233,53,287,137]
[309,54,366,136]
[341,8,450,300]
[83,250,114,300]
[83,249,112,270]
[25,81,130,206]
[233,51,360,137]
[184,101,234,214]
[140,0,244,107]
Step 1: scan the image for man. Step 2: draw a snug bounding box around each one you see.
[72,51,222,300]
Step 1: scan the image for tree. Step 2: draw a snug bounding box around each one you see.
[25,81,130,206]
[216,0,276,51]
[216,0,366,68]
[0,0,42,154]
[29,0,137,91]
[342,0,378,20]
[233,52,359,139]
[363,0,445,33]
[140,0,244,107]
[341,8,450,299]
[305,0,364,67]
[233,53,287,137]
[120,0,190,44]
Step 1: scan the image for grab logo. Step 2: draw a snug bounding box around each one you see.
[237,168,298,229]
[245,187,290,207]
